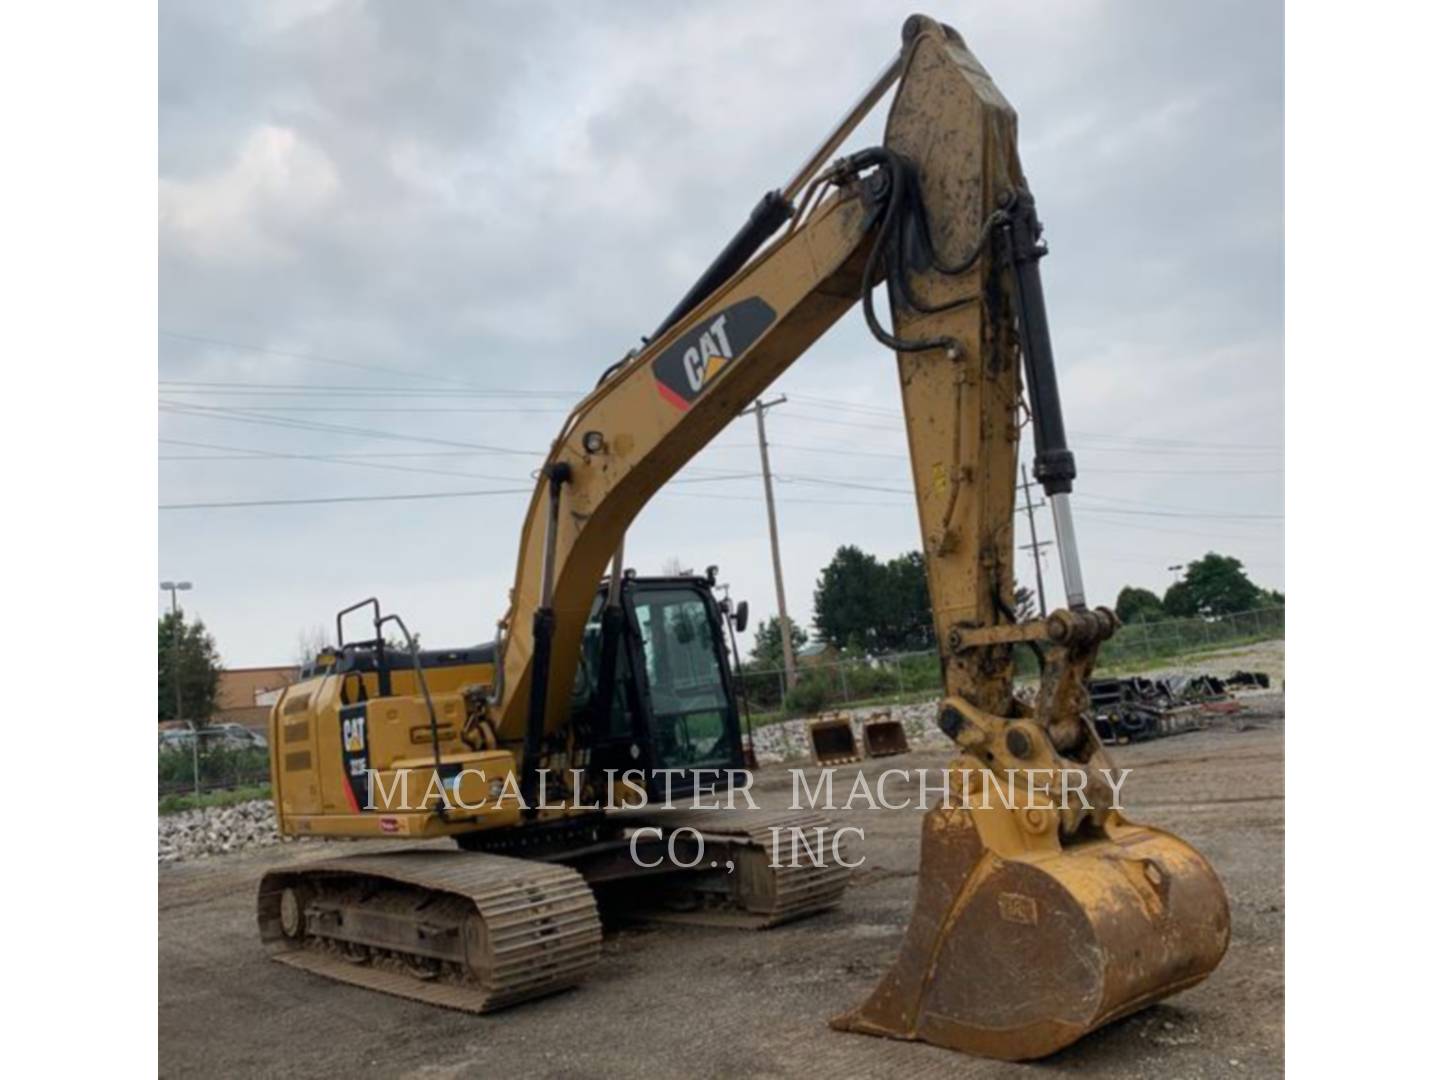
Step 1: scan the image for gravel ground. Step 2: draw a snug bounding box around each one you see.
[158,690,1284,1078]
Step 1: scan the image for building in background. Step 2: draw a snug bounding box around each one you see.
[216,665,298,732]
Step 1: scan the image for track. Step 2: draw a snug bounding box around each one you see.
[256,809,853,1010]
[257,850,602,1013]
[610,807,854,929]
[165,717,1287,1078]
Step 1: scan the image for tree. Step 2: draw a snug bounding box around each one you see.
[158,611,224,724]
[748,615,808,669]
[1162,580,1197,618]
[883,551,934,649]
[296,624,332,666]
[813,546,887,651]
[812,546,934,653]
[1176,552,1264,617]
[1115,586,1166,624]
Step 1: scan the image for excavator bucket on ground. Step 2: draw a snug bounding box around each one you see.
[832,775,1230,1060]
[808,715,861,766]
[861,714,910,757]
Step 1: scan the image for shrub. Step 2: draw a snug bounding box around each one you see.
[783,675,831,717]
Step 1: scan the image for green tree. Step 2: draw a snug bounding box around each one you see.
[813,546,934,652]
[813,545,888,651]
[158,611,223,724]
[1115,586,1166,623]
[747,615,808,669]
[1177,552,1264,617]
[882,551,934,649]
[1162,580,1197,618]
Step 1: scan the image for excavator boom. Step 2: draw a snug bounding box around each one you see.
[262,15,1228,1062]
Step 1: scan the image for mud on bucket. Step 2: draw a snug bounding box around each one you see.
[831,799,1230,1060]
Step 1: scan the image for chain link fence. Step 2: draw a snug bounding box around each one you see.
[737,606,1285,722]
[158,729,270,798]
[156,608,1285,794]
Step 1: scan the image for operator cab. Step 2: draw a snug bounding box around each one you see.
[572,570,748,800]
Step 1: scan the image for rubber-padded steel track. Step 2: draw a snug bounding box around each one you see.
[258,850,601,1013]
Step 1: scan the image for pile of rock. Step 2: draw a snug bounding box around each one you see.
[158,799,289,863]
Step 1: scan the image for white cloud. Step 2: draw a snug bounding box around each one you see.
[159,1,1283,664]
[160,124,338,264]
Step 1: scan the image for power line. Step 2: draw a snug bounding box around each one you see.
[1073,492,1283,520]
[1077,512,1283,541]
[160,330,556,392]
[158,438,535,483]
[162,405,570,414]
[786,393,1284,450]
[158,379,580,398]
[776,473,909,495]
[157,438,749,479]
[719,439,1282,474]
[160,448,506,460]
[769,409,1283,456]
[161,487,535,510]
[159,400,546,456]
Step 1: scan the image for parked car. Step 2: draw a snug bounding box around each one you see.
[159,724,267,752]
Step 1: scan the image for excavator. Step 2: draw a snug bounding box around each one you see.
[259,15,1229,1062]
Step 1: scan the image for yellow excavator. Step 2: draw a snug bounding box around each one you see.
[260,15,1229,1061]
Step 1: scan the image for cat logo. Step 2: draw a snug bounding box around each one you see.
[343,714,366,753]
[652,296,776,410]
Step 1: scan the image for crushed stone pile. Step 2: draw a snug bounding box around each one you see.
[158,800,298,863]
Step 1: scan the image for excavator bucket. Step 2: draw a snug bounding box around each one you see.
[832,789,1230,1060]
[861,714,910,757]
[808,715,861,766]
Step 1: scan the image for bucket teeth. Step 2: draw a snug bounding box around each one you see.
[809,715,862,766]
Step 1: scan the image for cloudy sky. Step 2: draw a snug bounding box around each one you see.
[159,0,1283,668]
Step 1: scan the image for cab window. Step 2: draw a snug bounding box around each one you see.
[632,588,732,769]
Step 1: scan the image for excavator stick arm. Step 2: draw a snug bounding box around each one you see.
[263,15,1230,1063]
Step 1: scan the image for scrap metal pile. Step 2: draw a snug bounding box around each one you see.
[1087,670,1272,744]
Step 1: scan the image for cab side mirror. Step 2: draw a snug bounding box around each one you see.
[734,600,749,634]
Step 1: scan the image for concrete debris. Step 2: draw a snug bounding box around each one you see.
[158,799,306,864]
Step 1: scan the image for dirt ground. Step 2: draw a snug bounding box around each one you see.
[158,696,1284,1079]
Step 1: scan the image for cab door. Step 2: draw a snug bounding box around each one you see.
[624,584,744,794]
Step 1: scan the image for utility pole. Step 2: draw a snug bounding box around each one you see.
[161,580,197,797]
[741,396,798,692]
[1018,467,1050,616]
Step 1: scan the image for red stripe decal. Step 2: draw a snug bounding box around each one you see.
[656,379,691,411]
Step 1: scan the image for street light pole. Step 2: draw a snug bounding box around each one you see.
[161,580,195,797]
